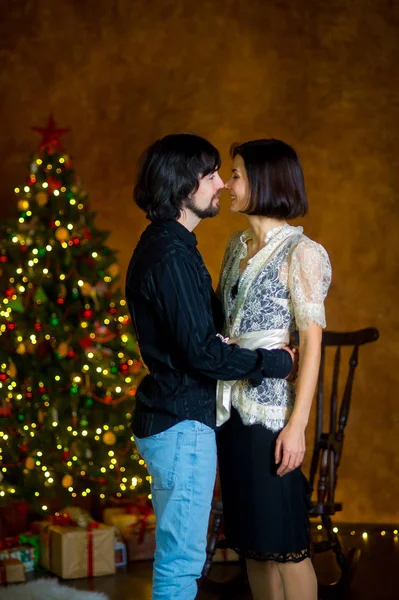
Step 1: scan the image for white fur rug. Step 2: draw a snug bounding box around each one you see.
[0,578,108,600]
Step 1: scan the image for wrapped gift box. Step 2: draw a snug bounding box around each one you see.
[19,532,40,568]
[0,501,28,539]
[103,499,156,562]
[0,544,35,572]
[103,508,140,539]
[40,523,116,579]
[126,528,156,561]
[0,558,25,584]
[115,539,127,567]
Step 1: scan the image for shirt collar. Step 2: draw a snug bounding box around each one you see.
[153,220,198,247]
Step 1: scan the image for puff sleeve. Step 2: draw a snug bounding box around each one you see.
[289,238,332,330]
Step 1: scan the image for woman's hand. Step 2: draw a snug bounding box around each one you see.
[275,422,306,476]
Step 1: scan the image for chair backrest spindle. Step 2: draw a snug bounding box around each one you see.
[308,327,379,516]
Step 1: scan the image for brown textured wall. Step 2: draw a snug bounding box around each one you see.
[0,0,398,523]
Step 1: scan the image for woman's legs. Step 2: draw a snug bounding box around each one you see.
[246,559,284,600]
[277,558,317,600]
[246,557,317,600]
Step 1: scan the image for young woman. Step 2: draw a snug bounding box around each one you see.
[216,139,332,600]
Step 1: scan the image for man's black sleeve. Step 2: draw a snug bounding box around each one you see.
[145,254,292,382]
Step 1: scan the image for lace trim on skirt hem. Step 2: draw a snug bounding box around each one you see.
[229,545,311,563]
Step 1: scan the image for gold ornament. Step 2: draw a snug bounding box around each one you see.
[18,199,30,211]
[62,474,73,488]
[9,361,17,378]
[55,227,69,242]
[36,192,49,207]
[81,282,92,295]
[16,343,26,355]
[108,264,120,278]
[70,440,79,455]
[103,431,116,446]
[25,456,35,470]
[58,342,69,358]
[25,342,35,354]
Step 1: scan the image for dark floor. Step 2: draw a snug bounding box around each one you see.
[6,530,399,599]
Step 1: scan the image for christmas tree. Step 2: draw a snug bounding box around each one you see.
[0,117,150,514]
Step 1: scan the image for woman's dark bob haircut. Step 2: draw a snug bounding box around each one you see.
[134,133,221,221]
[231,139,308,219]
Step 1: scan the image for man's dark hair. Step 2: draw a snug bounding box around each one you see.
[134,134,221,221]
[231,139,308,219]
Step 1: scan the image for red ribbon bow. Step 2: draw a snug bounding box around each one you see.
[50,513,77,528]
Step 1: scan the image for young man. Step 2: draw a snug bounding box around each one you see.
[125,134,296,600]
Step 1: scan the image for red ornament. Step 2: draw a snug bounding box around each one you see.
[0,405,12,417]
[26,392,33,399]
[79,337,92,350]
[32,115,70,153]
[67,349,75,358]
[6,323,16,330]
[5,288,15,298]
[0,373,7,381]
[120,363,129,372]
[0,255,7,263]
[47,175,62,194]
[20,245,28,252]
[34,322,42,331]
[20,445,28,453]
[56,297,65,305]
[73,237,80,245]
[49,220,55,229]
[83,228,91,240]
[38,386,46,394]
[130,361,143,374]
[62,450,70,461]
[83,309,93,319]
[104,395,112,405]
[109,307,117,315]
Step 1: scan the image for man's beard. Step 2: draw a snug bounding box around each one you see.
[185,193,221,219]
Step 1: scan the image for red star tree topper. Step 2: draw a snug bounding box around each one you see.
[32,115,70,153]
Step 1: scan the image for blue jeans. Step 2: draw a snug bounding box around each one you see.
[135,420,217,600]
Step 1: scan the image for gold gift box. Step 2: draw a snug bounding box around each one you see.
[103,507,140,539]
[0,558,26,584]
[40,524,116,579]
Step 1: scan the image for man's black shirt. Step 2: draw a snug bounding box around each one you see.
[125,220,292,437]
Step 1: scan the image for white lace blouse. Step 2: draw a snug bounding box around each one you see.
[217,223,332,431]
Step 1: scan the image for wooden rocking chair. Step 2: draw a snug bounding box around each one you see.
[201,327,379,598]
